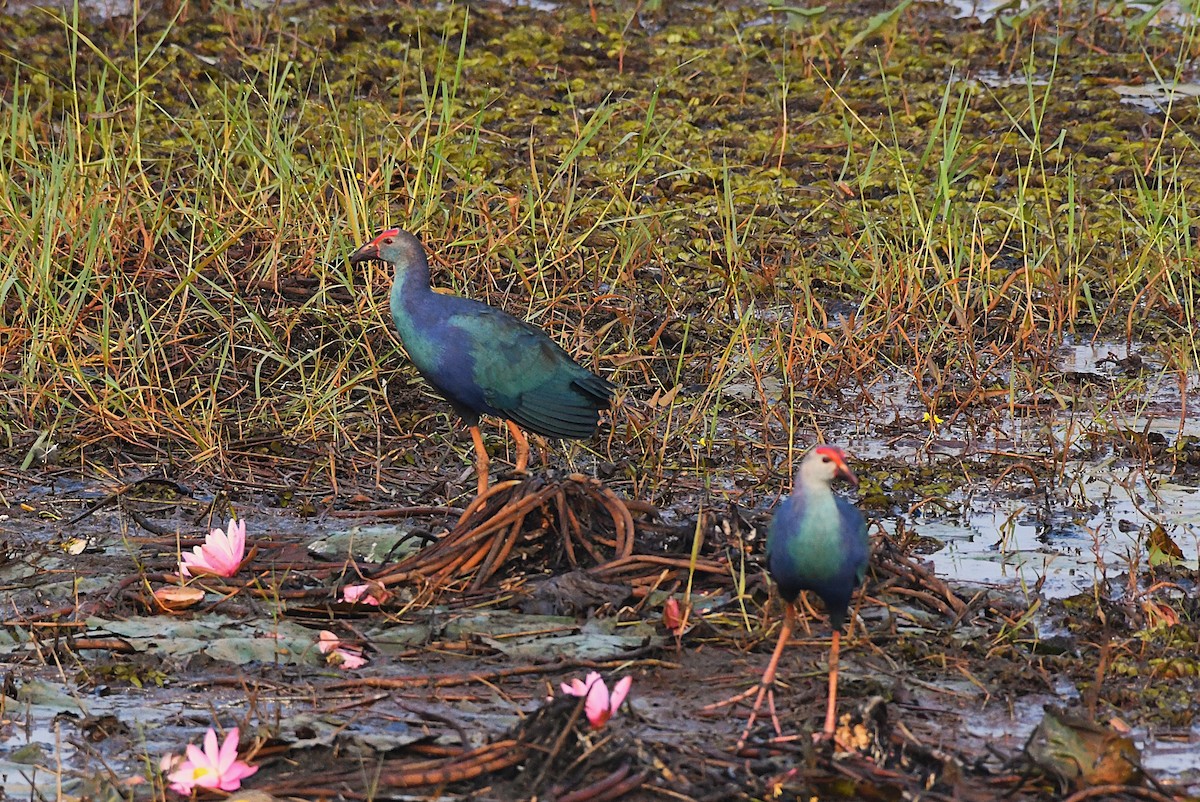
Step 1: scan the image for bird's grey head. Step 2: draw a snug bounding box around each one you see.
[797,445,859,489]
[348,228,426,268]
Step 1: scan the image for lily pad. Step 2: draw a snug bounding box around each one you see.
[308,523,428,564]
[284,712,421,753]
[85,615,323,666]
[444,609,578,640]
[476,615,662,661]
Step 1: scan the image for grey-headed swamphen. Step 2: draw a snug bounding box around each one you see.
[737,445,869,746]
[349,229,615,497]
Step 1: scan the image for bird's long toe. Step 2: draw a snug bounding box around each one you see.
[735,683,785,750]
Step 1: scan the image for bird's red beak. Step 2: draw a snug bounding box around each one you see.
[837,460,860,489]
[348,241,379,265]
[816,446,859,488]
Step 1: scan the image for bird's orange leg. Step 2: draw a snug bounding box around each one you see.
[505,419,529,474]
[469,425,490,497]
[730,604,794,749]
[823,628,841,737]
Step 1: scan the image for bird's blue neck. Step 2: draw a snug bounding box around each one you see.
[389,258,434,326]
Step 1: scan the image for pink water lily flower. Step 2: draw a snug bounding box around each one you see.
[162,726,257,795]
[341,583,381,606]
[180,518,247,578]
[318,630,368,670]
[560,671,633,729]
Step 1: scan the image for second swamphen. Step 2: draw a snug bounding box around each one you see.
[349,229,615,496]
[738,445,869,745]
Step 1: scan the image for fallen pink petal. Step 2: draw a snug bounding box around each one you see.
[180,518,248,578]
[317,630,342,654]
[560,670,602,698]
[341,583,381,606]
[329,648,368,669]
[663,597,685,633]
[318,630,368,670]
[163,726,257,795]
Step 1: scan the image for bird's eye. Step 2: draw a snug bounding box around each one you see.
[821,457,831,463]
[383,237,395,244]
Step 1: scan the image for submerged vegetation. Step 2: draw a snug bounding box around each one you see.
[1,0,1198,799]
